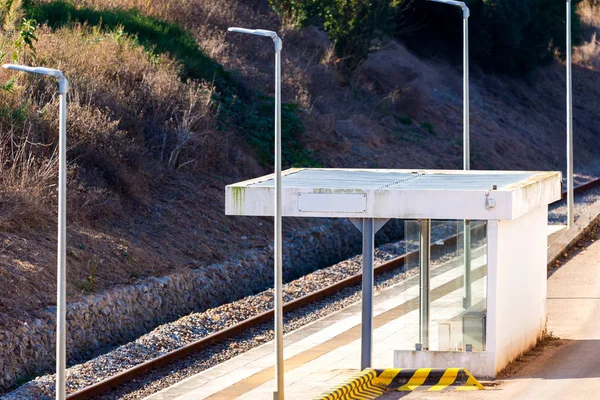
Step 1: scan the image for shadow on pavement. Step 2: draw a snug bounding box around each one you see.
[500,339,600,381]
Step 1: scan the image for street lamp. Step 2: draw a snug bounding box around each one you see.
[426,0,473,318]
[426,0,470,170]
[3,64,69,400]
[566,0,574,227]
[226,28,284,400]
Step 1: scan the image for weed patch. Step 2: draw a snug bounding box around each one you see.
[235,96,320,167]
[394,114,412,125]
[25,0,317,168]
[420,122,435,135]
[75,257,99,293]
[25,0,229,86]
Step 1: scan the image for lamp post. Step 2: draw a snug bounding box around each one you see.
[226,28,284,400]
[426,0,472,313]
[566,0,574,227]
[426,0,470,169]
[3,64,69,400]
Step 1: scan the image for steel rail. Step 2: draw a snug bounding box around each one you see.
[66,240,415,399]
[561,178,600,200]
[66,178,600,399]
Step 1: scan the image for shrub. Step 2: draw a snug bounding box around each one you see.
[274,0,589,75]
[395,114,412,125]
[26,0,315,168]
[241,96,320,167]
[398,0,584,74]
[420,121,435,135]
[324,0,394,73]
[0,21,220,224]
[271,0,398,74]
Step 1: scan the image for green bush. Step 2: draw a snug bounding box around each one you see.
[244,98,320,168]
[323,0,394,73]
[274,0,585,75]
[271,0,396,74]
[24,0,229,86]
[420,121,435,135]
[398,0,583,74]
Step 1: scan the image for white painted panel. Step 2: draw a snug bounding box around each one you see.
[297,193,366,213]
[225,168,561,220]
[489,205,548,375]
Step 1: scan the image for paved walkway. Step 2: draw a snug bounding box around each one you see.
[145,249,487,400]
[145,224,582,400]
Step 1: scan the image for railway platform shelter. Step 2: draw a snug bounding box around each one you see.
[225,168,561,379]
[144,168,561,399]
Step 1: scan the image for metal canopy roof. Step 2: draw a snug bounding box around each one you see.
[226,169,561,220]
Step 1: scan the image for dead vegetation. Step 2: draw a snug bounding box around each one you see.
[576,1,600,70]
[498,333,565,379]
[0,12,267,325]
[0,22,224,223]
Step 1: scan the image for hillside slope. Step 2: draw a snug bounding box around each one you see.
[0,0,599,332]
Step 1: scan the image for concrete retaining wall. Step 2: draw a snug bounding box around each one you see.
[0,218,403,390]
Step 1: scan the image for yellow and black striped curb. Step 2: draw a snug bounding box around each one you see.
[314,369,384,400]
[315,368,484,399]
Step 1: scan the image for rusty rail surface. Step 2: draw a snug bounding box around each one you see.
[66,178,600,399]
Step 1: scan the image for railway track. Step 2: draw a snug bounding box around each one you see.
[63,178,600,399]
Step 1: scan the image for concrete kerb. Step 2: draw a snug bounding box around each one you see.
[315,368,484,399]
[547,201,600,266]
[314,369,381,400]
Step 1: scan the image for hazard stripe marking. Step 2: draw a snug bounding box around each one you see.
[316,368,484,399]
[428,368,460,391]
[371,368,401,386]
[397,368,432,391]
[457,369,486,391]
[315,370,382,400]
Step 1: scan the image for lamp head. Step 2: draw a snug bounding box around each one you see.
[3,64,68,93]
[227,27,282,51]
[426,0,469,18]
[3,64,63,78]
[227,27,276,38]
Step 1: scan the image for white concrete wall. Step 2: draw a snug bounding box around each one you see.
[394,350,494,378]
[394,206,548,378]
[486,204,548,376]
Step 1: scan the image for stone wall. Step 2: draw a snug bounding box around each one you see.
[0,218,403,390]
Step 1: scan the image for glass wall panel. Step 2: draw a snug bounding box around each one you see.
[429,220,487,352]
[389,220,421,351]
[391,220,487,352]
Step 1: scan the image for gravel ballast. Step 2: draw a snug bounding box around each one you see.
[4,180,600,400]
[2,229,442,400]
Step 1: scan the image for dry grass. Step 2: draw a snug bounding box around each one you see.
[0,7,269,326]
[0,128,57,230]
[0,22,223,225]
[0,75,56,230]
[164,83,215,170]
[580,1,600,31]
[574,33,600,70]
[576,2,600,70]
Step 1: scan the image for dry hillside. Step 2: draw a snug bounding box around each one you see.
[0,0,599,328]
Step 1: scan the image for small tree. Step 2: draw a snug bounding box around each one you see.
[397,0,583,74]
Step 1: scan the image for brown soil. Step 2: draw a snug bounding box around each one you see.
[0,172,283,325]
[497,335,567,380]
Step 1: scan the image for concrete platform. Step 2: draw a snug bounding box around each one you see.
[145,224,566,400]
[547,224,567,248]
[145,250,487,400]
